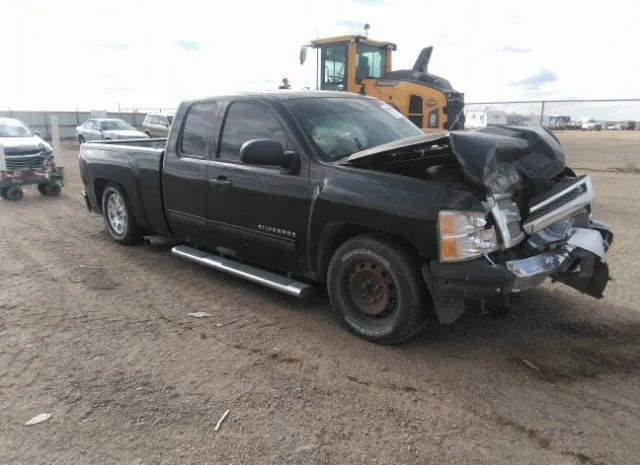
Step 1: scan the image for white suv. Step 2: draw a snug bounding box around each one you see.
[142,113,174,138]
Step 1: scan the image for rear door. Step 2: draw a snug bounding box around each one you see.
[162,101,221,246]
[94,121,104,140]
[151,116,162,137]
[204,100,311,274]
[157,115,170,136]
[88,120,100,140]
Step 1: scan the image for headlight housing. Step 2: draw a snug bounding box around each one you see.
[438,210,499,262]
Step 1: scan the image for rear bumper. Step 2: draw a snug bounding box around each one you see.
[428,222,612,302]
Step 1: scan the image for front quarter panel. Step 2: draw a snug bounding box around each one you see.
[307,163,482,273]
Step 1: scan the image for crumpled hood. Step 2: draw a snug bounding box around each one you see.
[339,126,566,194]
[448,126,565,194]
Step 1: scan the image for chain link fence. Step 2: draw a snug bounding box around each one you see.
[0,107,178,140]
[464,99,640,130]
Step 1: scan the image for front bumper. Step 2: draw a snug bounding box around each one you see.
[429,222,612,303]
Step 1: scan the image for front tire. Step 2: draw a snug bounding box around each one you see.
[101,184,142,245]
[3,186,24,202]
[327,233,428,345]
[78,135,85,144]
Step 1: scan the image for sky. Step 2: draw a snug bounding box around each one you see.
[2,0,640,117]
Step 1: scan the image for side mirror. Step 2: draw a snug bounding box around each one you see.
[299,46,307,65]
[34,130,41,136]
[240,139,299,173]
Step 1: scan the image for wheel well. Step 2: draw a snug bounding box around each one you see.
[93,178,111,210]
[316,223,421,282]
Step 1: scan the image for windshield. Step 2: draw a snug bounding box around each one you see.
[0,119,33,137]
[287,97,423,161]
[102,120,133,131]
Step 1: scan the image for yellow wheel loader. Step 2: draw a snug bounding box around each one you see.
[300,35,465,131]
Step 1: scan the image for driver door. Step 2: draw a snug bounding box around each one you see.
[205,100,311,275]
[320,43,348,91]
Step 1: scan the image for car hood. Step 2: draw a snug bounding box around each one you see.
[0,135,52,154]
[338,126,566,194]
[104,130,147,138]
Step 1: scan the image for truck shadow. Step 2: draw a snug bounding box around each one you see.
[136,242,640,383]
[412,287,640,383]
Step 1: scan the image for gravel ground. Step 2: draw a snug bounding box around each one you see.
[1,131,639,465]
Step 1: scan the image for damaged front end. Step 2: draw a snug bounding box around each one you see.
[339,126,613,324]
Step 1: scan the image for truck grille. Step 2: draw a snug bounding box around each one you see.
[523,177,593,234]
[5,154,46,170]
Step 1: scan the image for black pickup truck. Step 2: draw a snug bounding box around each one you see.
[79,91,612,344]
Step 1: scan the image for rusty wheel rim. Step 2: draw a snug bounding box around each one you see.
[346,260,397,320]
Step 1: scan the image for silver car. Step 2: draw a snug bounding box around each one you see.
[76,118,148,143]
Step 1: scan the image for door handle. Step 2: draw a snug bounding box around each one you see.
[209,176,233,188]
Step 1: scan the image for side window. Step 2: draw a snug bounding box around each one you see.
[179,102,218,157]
[151,115,160,125]
[218,102,291,161]
[94,121,102,131]
[356,44,386,81]
[85,120,93,128]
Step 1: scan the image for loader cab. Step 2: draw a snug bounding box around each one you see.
[310,35,395,93]
[303,35,464,131]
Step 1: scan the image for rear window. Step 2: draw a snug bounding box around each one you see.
[180,103,218,157]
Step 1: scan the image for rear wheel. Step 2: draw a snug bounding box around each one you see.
[101,184,142,245]
[327,233,428,345]
[38,183,61,196]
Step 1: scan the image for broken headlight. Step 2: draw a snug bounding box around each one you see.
[438,210,499,262]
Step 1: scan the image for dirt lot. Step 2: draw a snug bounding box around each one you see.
[1,131,639,465]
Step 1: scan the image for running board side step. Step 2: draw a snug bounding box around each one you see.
[171,245,313,298]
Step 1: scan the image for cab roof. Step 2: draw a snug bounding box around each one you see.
[310,35,397,50]
[185,90,372,105]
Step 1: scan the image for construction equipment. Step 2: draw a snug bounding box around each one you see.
[300,35,465,131]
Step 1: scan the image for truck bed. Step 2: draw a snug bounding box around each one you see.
[80,139,170,236]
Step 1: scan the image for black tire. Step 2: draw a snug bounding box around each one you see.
[4,186,24,202]
[327,233,428,345]
[38,183,61,196]
[0,187,8,199]
[101,184,143,245]
[78,135,85,144]
[144,131,152,137]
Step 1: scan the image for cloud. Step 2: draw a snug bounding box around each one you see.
[524,90,554,98]
[336,19,361,29]
[103,87,135,92]
[175,40,200,51]
[353,0,384,5]
[89,42,130,51]
[510,69,557,89]
[501,45,531,53]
